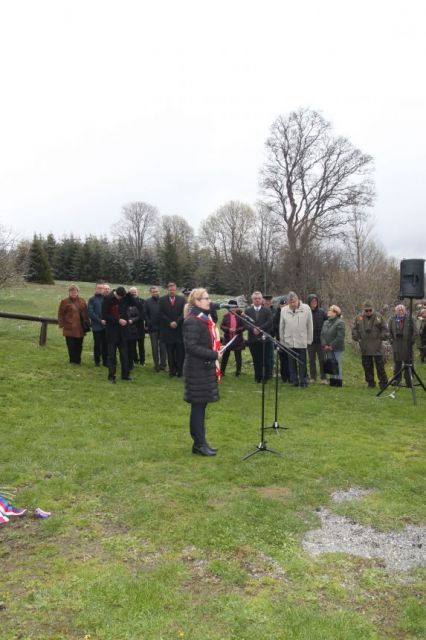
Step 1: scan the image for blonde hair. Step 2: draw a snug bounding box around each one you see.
[184,288,208,318]
[68,284,79,292]
[329,304,342,317]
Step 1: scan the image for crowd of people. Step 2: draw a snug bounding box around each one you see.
[57,283,426,387]
[57,283,426,453]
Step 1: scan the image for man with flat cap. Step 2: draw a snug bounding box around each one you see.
[352,301,389,389]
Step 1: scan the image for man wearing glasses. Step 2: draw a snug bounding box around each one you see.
[352,301,389,389]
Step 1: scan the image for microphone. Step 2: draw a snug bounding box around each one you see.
[209,301,240,310]
[241,312,256,324]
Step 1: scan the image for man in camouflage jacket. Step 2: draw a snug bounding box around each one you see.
[352,301,389,389]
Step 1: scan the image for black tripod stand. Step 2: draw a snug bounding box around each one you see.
[377,298,425,405]
[236,313,301,460]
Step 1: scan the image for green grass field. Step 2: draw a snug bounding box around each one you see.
[1,283,425,640]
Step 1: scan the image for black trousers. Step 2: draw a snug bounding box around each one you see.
[134,337,145,364]
[249,342,265,382]
[264,340,274,379]
[190,402,207,446]
[361,355,388,387]
[288,348,308,385]
[166,342,185,376]
[127,338,145,368]
[393,360,413,387]
[93,329,108,365]
[308,343,325,380]
[220,349,242,375]
[107,339,130,380]
[149,332,167,369]
[279,350,290,382]
[65,337,83,364]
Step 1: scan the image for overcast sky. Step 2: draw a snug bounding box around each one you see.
[1,0,425,259]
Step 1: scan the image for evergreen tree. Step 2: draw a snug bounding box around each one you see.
[43,233,57,268]
[54,236,81,280]
[158,229,180,285]
[26,236,54,284]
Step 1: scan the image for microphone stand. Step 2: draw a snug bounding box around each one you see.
[231,310,301,460]
[270,345,290,433]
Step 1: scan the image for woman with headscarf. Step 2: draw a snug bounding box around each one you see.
[183,288,221,456]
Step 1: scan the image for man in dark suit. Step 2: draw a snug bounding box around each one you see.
[159,282,185,376]
[244,291,273,383]
[145,285,167,371]
[102,287,135,383]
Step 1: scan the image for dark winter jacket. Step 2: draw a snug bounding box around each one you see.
[352,311,388,356]
[320,316,346,352]
[127,305,141,340]
[220,311,245,350]
[145,296,161,332]
[88,293,105,332]
[159,295,185,344]
[129,296,145,339]
[388,315,418,361]
[307,294,327,344]
[209,303,219,324]
[102,291,135,342]
[183,309,219,404]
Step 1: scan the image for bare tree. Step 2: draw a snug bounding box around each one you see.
[260,108,375,291]
[344,208,384,273]
[0,226,23,289]
[199,201,259,294]
[199,201,256,263]
[255,203,282,293]
[160,215,194,250]
[112,201,159,263]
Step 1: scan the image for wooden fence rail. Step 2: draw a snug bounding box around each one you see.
[0,311,58,346]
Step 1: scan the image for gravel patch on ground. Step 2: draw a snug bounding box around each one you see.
[303,487,426,571]
[330,486,372,503]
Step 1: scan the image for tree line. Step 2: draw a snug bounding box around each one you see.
[1,108,401,316]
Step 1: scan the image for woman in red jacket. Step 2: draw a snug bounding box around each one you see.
[220,300,245,377]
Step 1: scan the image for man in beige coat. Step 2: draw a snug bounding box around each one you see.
[279,291,313,386]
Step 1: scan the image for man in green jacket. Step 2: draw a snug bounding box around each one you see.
[352,301,389,389]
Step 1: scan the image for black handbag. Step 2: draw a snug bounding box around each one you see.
[81,318,91,333]
[323,353,339,375]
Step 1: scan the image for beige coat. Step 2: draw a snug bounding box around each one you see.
[279,303,313,348]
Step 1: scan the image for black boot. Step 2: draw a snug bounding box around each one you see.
[335,379,343,387]
[329,378,337,386]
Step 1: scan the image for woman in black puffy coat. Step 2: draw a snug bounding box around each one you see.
[183,288,221,456]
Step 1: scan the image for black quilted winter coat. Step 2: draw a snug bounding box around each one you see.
[183,310,219,404]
